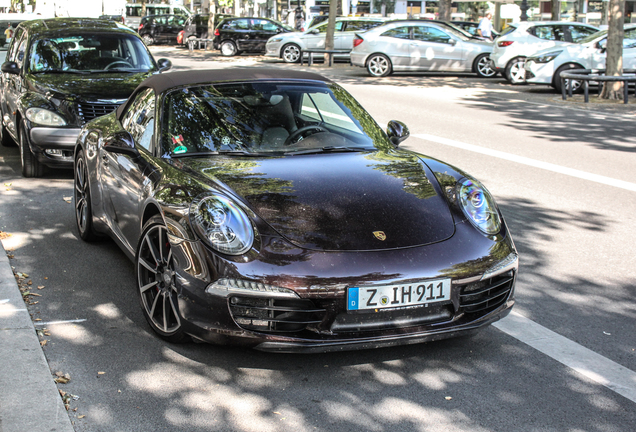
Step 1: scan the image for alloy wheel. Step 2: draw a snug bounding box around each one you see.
[137,224,182,335]
[367,54,391,77]
[74,156,89,234]
[282,44,300,63]
[476,55,497,78]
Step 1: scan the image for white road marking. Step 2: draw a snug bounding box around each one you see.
[494,312,636,403]
[34,319,87,326]
[413,133,636,192]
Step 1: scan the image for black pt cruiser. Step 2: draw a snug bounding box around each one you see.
[0,18,171,177]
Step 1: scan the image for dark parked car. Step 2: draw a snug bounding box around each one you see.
[179,13,233,45]
[213,17,293,56]
[0,18,171,177]
[138,14,186,45]
[73,68,518,351]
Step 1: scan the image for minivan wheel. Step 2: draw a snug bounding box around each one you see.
[220,40,238,56]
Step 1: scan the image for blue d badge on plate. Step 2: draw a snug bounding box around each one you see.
[348,287,359,310]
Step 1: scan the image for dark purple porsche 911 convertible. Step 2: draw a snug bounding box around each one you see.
[73,69,518,352]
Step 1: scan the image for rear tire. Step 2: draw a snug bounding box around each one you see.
[220,40,237,56]
[19,120,43,178]
[504,57,527,85]
[74,149,101,241]
[366,54,392,77]
[554,63,583,94]
[474,54,497,78]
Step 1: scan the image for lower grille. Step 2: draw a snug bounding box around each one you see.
[77,102,121,123]
[229,296,326,333]
[458,271,514,315]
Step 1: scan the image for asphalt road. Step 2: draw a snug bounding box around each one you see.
[0,47,635,432]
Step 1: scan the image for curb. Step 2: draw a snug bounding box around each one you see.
[0,240,74,432]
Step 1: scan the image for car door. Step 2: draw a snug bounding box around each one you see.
[2,28,27,140]
[411,25,463,71]
[250,19,283,51]
[101,88,158,246]
[377,26,412,68]
[337,20,367,51]
[224,18,251,51]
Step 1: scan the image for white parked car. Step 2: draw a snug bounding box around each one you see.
[525,25,636,93]
[490,21,598,84]
[350,20,496,78]
[265,17,387,63]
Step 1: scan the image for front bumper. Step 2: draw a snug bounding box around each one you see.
[524,60,556,85]
[265,42,282,57]
[167,220,518,353]
[29,127,81,168]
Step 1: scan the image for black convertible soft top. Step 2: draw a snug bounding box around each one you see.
[117,68,332,118]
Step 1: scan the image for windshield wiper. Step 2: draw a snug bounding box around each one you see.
[284,146,369,156]
[32,69,91,75]
[170,150,273,158]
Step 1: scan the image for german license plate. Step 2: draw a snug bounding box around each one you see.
[347,279,451,311]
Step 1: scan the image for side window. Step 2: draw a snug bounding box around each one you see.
[6,28,23,61]
[122,88,156,152]
[173,7,189,17]
[226,19,249,30]
[568,25,598,42]
[624,28,636,48]
[413,26,451,44]
[300,93,359,133]
[532,26,556,41]
[381,26,410,39]
[319,22,344,32]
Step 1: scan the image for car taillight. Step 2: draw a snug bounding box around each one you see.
[498,41,514,47]
[214,28,220,36]
[353,37,364,47]
[138,23,144,31]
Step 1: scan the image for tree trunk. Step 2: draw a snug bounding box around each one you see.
[325,0,338,59]
[141,0,147,17]
[551,0,560,21]
[438,0,451,21]
[600,0,625,99]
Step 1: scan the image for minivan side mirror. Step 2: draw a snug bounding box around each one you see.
[387,120,410,146]
[1,61,20,75]
[157,58,172,72]
[103,131,139,158]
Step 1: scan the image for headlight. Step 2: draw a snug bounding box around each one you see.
[457,178,501,235]
[25,108,67,126]
[530,50,562,64]
[190,194,255,255]
[270,38,283,43]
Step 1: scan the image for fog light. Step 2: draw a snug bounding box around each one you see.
[45,149,64,156]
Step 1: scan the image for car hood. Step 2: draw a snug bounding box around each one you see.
[27,71,154,101]
[181,150,456,251]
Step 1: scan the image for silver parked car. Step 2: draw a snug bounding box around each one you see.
[265,17,387,63]
[350,20,496,78]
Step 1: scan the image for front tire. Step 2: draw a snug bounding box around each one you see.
[367,53,392,77]
[474,54,497,78]
[136,216,190,344]
[74,150,101,241]
[554,63,583,94]
[504,57,527,85]
[282,43,301,63]
[220,40,237,56]
[19,120,43,178]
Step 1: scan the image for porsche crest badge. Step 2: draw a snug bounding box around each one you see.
[373,231,387,241]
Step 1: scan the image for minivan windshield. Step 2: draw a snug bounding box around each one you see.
[28,33,156,73]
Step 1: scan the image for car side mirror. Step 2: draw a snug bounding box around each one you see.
[597,40,607,53]
[103,131,139,158]
[309,29,319,35]
[387,120,409,146]
[1,61,20,75]
[447,39,457,46]
[157,58,172,72]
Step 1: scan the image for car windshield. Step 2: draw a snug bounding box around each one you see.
[28,33,156,74]
[577,29,607,45]
[162,82,389,156]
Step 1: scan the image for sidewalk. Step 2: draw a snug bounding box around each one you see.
[0,240,74,432]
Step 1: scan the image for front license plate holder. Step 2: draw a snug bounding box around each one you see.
[347,279,451,311]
